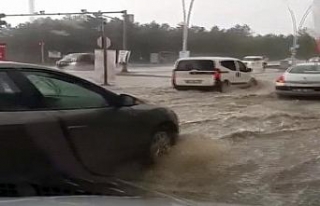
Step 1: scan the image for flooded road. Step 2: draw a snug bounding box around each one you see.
[109,71,320,205]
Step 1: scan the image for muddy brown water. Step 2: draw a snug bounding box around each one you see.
[111,79,320,206]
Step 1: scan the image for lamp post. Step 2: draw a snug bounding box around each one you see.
[286,4,313,66]
[181,0,195,57]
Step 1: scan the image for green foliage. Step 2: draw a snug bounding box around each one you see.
[0,16,318,63]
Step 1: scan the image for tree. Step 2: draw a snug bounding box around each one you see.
[0,17,317,64]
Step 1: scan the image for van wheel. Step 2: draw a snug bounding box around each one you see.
[220,80,230,93]
[174,85,187,91]
[249,78,258,87]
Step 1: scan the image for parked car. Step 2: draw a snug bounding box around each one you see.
[56,53,94,70]
[172,57,254,92]
[0,61,179,183]
[243,56,267,72]
[276,62,320,97]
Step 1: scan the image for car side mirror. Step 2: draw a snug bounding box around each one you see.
[119,94,136,107]
[247,68,252,72]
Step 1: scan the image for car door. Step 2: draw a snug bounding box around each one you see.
[19,69,140,175]
[236,60,252,83]
[219,60,238,83]
[77,54,94,71]
[0,70,66,180]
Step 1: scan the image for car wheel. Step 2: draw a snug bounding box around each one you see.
[276,93,289,99]
[249,78,258,87]
[148,129,172,164]
[220,80,230,93]
[174,85,187,91]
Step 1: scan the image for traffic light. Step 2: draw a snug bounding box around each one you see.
[0,13,7,27]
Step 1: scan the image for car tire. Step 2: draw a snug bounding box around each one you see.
[220,80,230,93]
[249,78,258,87]
[276,93,289,99]
[174,85,187,91]
[147,128,173,164]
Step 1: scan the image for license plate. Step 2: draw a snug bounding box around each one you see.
[185,80,202,84]
[292,89,313,92]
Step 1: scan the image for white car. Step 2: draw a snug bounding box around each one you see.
[243,56,267,72]
[56,53,95,71]
[308,57,320,63]
[276,63,320,96]
[172,57,254,91]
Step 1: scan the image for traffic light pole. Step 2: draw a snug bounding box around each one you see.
[4,11,126,17]
[101,20,108,85]
[122,10,128,73]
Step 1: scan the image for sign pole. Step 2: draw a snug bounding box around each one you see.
[39,41,45,64]
[102,20,108,85]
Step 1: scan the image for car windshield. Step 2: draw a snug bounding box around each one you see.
[2,0,320,206]
[290,65,320,74]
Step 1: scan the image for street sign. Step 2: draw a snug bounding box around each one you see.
[118,50,131,64]
[179,51,190,58]
[97,36,111,49]
[48,51,62,58]
[127,14,134,23]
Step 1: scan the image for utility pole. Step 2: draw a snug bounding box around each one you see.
[121,10,128,73]
[29,0,35,21]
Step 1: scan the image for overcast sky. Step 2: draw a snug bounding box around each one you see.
[1,0,317,35]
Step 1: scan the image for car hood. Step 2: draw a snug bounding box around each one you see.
[0,196,245,206]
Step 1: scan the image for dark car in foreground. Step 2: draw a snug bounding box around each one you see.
[0,195,243,206]
[0,61,179,188]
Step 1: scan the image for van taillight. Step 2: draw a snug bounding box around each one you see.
[172,71,176,86]
[276,75,285,83]
[214,69,221,80]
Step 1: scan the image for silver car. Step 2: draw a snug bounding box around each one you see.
[56,53,94,71]
[276,63,320,97]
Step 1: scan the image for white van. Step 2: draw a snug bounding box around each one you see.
[243,56,267,72]
[172,57,253,91]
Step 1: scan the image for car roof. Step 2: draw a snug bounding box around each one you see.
[0,61,63,72]
[244,56,263,58]
[295,62,320,66]
[66,53,93,56]
[177,56,240,61]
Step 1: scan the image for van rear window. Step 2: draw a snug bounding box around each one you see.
[176,60,215,71]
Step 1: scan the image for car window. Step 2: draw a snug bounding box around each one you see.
[61,54,79,62]
[220,60,236,71]
[238,61,249,72]
[78,54,94,64]
[22,71,108,110]
[176,60,215,71]
[0,72,20,94]
[0,72,28,111]
[289,65,320,74]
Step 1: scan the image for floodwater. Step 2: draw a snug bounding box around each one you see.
[107,71,320,206]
